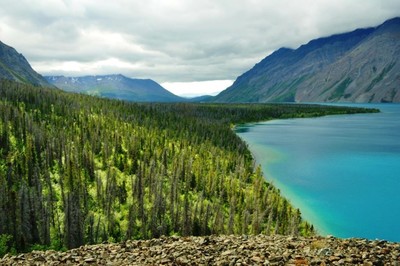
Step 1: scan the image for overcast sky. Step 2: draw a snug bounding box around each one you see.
[1,0,399,96]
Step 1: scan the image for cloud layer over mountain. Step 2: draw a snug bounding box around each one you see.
[1,0,399,87]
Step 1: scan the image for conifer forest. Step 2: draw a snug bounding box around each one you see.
[0,80,376,253]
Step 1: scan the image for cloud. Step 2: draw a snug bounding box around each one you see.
[1,0,399,90]
[162,80,234,97]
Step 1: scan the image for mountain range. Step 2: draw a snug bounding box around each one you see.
[1,17,399,103]
[214,17,400,103]
[0,41,52,87]
[45,75,183,102]
[0,40,182,102]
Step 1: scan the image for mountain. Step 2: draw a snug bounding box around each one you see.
[46,74,184,102]
[214,17,400,103]
[186,95,214,102]
[0,41,53,87]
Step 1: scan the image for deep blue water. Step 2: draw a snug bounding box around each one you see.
[236,104,400,242]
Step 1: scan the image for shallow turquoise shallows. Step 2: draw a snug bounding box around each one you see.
[236,104,400,242]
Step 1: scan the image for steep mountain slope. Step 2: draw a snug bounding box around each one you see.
[46,74,184,102]
[215,17,400,103]
[0,41,52,87]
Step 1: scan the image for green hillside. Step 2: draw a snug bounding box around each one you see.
[0,79,377,253]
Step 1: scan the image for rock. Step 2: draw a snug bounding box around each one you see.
[287,243,296,249]
[85,257,97,263]
[303,246,311,254]
[318,248,332,256]
[1,235,399,265]
[221,250,235,256]
[34,255,46,262]
[251,256,263,263]
[269,255,283,262]
[294,257,308,265]
[328,255,340,262]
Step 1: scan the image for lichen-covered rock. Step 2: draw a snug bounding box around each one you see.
[1,235,399,265]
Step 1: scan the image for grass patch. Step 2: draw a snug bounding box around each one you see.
[329,78,352,100]
[365,62,396,92]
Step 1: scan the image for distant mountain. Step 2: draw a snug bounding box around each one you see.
[214,17,400,103]
[0,41,52,87]
[46,74,184,102]
[187,95,214,102]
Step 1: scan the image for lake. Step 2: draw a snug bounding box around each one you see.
[235,104,400,242]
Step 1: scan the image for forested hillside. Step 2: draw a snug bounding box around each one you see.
[0,80,376,254]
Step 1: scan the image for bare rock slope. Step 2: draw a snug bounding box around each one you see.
[0,41,52,87]
[214,17,400,103]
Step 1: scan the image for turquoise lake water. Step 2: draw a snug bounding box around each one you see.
[236,104,400,242]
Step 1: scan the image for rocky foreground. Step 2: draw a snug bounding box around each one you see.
[1,235,399,265]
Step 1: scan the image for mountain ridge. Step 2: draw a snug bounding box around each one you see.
[0,41,184,103]
[0,40,53,87]
[46,74,184,102]
[214,17,400,103]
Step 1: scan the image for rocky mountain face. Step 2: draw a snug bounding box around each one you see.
[46,74,183,102]
[214,17,400,103]
[0,41,52,87]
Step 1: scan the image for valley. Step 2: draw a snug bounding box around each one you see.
[0,80,376,254]
[0,14,398,263]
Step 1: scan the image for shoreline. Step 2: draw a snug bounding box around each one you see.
[235,105,400,242]
[238,131,332,237]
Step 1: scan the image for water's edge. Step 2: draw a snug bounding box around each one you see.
[235,103,400,242]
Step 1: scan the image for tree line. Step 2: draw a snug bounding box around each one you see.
[0,79,377,254]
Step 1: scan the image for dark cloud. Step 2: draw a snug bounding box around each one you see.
[1,0,399,85]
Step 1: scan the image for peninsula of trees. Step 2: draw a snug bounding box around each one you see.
[0,79,377,254]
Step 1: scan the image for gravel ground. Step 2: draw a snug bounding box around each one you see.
[1,234,400,265]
